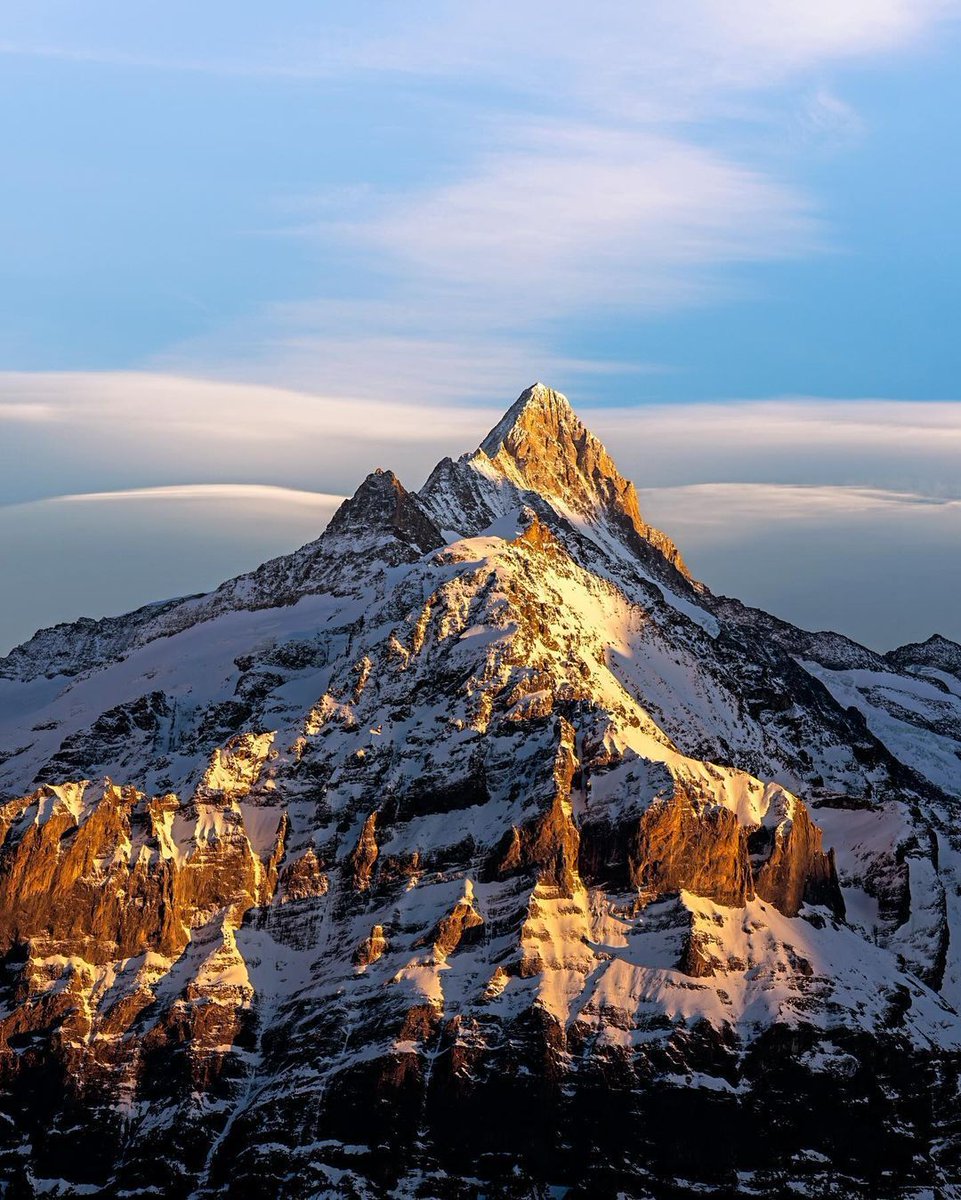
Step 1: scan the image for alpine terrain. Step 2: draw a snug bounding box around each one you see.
[0,384,960,1199]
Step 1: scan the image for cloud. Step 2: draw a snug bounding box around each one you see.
[0,402,53,422]
[48,483,347,508]
[162,310,651,406]
[5,2,958,397]
[3,373,961,505]
[346,125,820,322]
[170,121,821,393]
[0,372,502,503]
[693,0,957,78]
[589,398,961,497]
[306,2,961,109]
[2,2,954,90]
[156,2,955,390]
[637,481,961,524]
[796,88,865,146]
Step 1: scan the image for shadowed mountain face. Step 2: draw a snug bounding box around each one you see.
[0,385,960,1199]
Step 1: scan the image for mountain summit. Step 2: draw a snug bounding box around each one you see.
[483,383,692,576]
[325,467,442,555]
[422,382,691,579]
[0,386,959,1197]
[481,382,664,523]
[478,380,580,456]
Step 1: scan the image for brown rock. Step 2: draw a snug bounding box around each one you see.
[430,897,484,958]
[628,794,753,909]
[478,384,692,579]
[488,719,581,895]
[347,811,379,892]
[354,923,388,967]
[280,847,329,903]
[752,799,845,918]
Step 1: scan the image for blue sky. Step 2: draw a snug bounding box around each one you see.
[1,3,960,651]
[3,1,960,400]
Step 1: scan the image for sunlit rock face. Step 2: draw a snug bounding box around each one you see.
[476,383,692,578]
[0,385,960,1197]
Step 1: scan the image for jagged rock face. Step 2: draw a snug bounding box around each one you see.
[420,383,692,585]
[752,793,844,917]
[0,385,959,1198]
[578,772,843,915]
[475,383,691,578]
[324,467,443,557]
[888,633,961,681]
[628,794,753,907]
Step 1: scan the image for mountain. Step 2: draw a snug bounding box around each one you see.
[0,383,959,1198]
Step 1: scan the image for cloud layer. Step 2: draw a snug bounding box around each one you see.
[640,483,961,649]
[2,372,958,500]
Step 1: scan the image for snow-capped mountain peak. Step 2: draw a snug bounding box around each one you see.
[477,380,578,458]
[0,385,960,1197]
[420,382,692,581]
[476,382,680,557]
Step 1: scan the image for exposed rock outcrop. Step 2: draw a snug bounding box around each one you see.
[324,467,444,557]
[348,810,380,892]
[752,794,845,917]
[354,923,388,967]
[477,384,692,579]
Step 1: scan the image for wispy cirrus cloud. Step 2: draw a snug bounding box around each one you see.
[2,2,954,90]
[349,125,821,319]
[7,1,936,397]
[3,3,958,398]
[171,120,822,393]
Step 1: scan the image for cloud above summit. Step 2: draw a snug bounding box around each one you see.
[347,126,820,321]
[2,373,959,502]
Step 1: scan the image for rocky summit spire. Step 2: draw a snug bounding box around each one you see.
[477,383,625,506]
[474,383,691,579]
[478,382,579,459]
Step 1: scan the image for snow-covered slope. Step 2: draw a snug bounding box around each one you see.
[0,384,958,1199]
